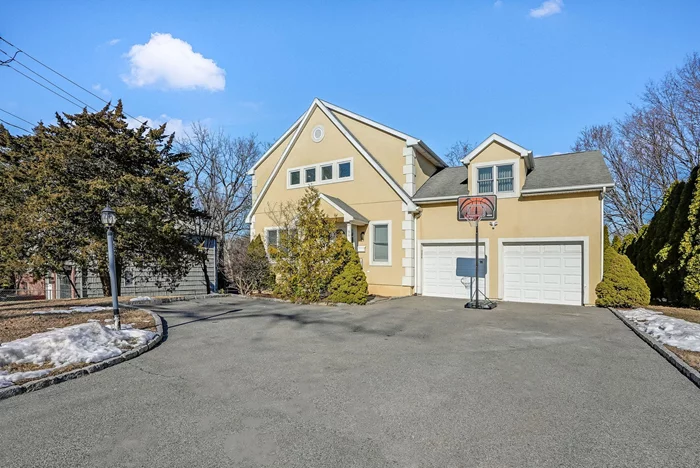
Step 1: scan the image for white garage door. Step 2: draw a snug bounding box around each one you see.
[422,244,488,299]
[502,243,583,306]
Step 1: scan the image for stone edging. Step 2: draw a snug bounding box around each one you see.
[608,307,700,389]
[0,310,164,401]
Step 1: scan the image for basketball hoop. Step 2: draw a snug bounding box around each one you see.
[463,207,482,228]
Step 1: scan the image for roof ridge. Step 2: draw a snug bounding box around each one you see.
[534,150,598,159]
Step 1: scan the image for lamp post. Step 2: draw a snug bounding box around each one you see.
[101,204,120,330]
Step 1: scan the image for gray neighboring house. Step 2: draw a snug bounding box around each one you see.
[47,236,218,299]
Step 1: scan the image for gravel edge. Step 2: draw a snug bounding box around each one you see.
[608,307,700,389]
[0,310,164,401]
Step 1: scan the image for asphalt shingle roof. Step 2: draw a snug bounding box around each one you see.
[322,194,370,223]
[412,150,613,200]
[413,167,469,199]
[521,151,613,191]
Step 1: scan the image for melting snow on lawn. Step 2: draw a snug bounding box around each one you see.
[0,322,155,388]
[33,306,111,314]
[619,308,700,352]
[129,296,152,302]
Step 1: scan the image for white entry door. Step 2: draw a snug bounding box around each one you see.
[502,243,583,306]
[421,243,488,299]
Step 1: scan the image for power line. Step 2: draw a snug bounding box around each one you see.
[0,50,97,112]
[0,118,31,133]
[0,107,34,126]
[0,36,146,125]
[1,61,85,110]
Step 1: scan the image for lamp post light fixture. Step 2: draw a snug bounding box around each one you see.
[101,204,120,330]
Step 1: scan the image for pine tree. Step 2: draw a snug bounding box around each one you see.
[327,239,369,304]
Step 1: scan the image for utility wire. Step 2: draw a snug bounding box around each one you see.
[0,36,146,125]
[0,117,31,133]
[1,61,85,110]
[0,107,34,126]
[0,50,97,111]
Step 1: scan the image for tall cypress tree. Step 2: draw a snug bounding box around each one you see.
[0,102,202,294]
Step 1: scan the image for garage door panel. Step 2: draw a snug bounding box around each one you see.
[503,242,582,306]
[422,244,487,299]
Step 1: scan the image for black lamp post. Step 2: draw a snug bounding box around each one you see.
[101,204,120,329]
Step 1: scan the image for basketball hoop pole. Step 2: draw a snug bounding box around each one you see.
[474,218,480,309]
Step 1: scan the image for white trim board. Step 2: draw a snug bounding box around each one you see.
[321,99,447,168]
[462,133,534,170]
[247,113,305,175]
[520,183,615,196]
[318,193,367,225]
[497,237,589,305]
[246,99,419,223]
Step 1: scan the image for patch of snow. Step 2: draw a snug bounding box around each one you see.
[33,306,111,315]
[0,322,155,388]
[619,308,700,352]
[129,296,152,302]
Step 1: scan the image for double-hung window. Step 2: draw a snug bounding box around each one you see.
[371,222,391,265]
[476,163,515,195]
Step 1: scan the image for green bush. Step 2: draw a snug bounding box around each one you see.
[595,247,650,308]
[327,239,369,305]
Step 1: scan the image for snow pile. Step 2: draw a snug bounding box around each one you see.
[129,296,152,302]
[33,306,111,315]
[0,322,155,388]
[619,308,700,352]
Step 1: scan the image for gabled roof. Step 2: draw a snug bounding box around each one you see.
[320,194,369,224]
[245,99,419,223]
[412,167,469,201]
[413,150,614,202]
[461,133,534,170]
[321,100,447,168]
[521,151,614,195]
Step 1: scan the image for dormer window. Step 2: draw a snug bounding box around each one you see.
[476,163,515,195]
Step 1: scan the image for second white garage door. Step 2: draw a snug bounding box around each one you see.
[502,243,583,306]
[422,243,488,299]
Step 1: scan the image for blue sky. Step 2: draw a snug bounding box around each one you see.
[1,0,699,158]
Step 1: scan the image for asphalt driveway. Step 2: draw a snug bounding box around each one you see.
[2,296,700,467]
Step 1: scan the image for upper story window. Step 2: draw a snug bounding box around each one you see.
[287,158,354,189]
[475,161,516,196]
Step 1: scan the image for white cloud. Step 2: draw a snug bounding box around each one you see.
[126,114,188,137]
[494,0,503,7]
[107,38,121,46]
[122,33,226,91]
[92,84,111,98]
[529,0,563,18]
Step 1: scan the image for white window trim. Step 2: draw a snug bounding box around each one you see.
[286,157,354,189]
[263,226,282,249]
[369,220,392,266]
[471,158,520,199]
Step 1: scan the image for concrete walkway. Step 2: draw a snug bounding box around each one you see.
[1,296,699,467]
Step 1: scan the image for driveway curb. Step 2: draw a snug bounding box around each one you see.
[608,307,700,389]
[0,310,164,401]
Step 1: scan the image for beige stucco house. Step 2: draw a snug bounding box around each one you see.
[245,99,613,306]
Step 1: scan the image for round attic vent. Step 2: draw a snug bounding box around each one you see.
[311,125,325,143]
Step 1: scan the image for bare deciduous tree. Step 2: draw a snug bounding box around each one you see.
[443,140,473,167]
[574,53,700,235]
[178,122,262,292]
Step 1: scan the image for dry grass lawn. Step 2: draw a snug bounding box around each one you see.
[0,297,156,342]
[1,297,158,386]
[649,305,700,325]
[666,346,700,372]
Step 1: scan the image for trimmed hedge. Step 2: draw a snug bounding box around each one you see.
[596,246,650,308]
[327,239,369,305]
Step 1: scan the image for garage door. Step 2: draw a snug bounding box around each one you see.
[422,244,487,299]
[502,243,582,306]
